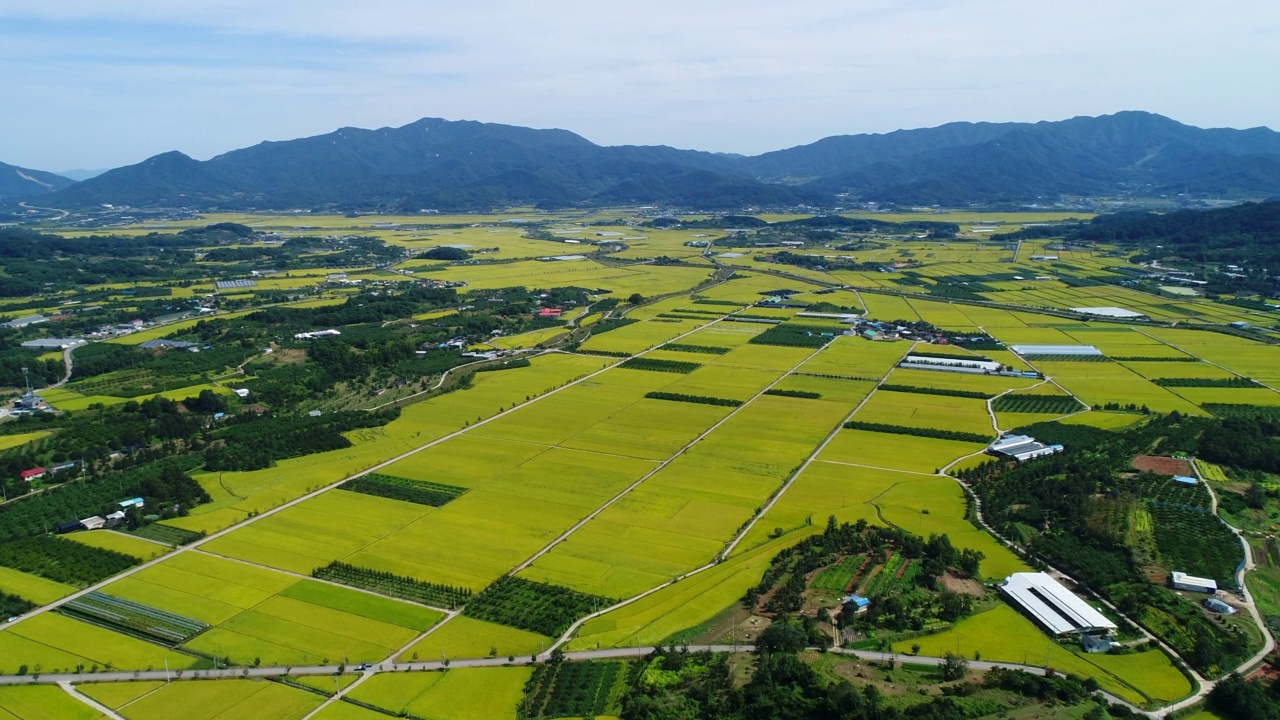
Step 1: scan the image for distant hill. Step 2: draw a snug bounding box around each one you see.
[1070,200,1280,264]
[0,161,76,201]
[56,168,109,182]
[39,112,1280,211]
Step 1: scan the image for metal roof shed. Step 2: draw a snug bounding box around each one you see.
[1000,572,1117,636]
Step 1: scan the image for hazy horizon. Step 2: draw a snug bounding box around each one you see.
[1,0,1276,171]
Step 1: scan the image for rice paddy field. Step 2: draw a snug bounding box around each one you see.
[63,532,172,562]
[0,685,106,720]
[93,678,323,720]
[893,605,1191,707]
[0,566,76,605]
[397,616,551,662]
[9,209,1280,711]
[346,667,531,720]
[87,552,444,667]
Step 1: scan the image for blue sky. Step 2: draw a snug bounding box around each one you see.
[0,1,1276,171]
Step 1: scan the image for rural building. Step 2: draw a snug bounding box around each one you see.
[118,497,145,511]
[80,516,106,531]
[842,595,870,614]
[1171,571,1217,594]
[537,308,563,318]
[56,520,83,534]
[1205,598,1236,614]
[899,355,1002,374]
[1000,572,1117,637]
[216,279,258,290]
[988,435,1064,462]
[1174,475,1198,486]
[294,329,342,340]
[233,388,250,398]
[19,468,46,482]
[2,314,49,328]
[1009,344,1103,357]
[1081,634,1115,653]
[1068,307,1146,319]
[104,511,127,528]
[20,337,86,350]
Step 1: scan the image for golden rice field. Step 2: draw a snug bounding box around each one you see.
[894,605,1190,707]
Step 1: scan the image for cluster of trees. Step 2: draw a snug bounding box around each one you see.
[1152,377,1259,388]
[341,473,466,507]
[663,343,729,355]
[0,591,35,618]
[1208,673,1280,720]
[619,358,701,374]
[0,463,210,541]
[464,576,612,637]
[747,518,982,636]
[763,389,822,399]
[643,392,742,408]
[521,658,622,719]
[879,384,994,400]
[617,643,1023,720]
[0,535,137,586]
[313,561,471,609]
[204,409,397,471]
[992,395,1085,414]
[843,421,991,444]
[749,324,835,348]
[0,333,64,388]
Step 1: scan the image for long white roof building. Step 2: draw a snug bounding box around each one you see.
[1000,572,1117,636]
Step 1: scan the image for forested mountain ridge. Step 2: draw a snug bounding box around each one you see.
[0,161,76,201]
[18,111,1280,211]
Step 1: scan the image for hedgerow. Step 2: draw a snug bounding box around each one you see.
[619,358,701,374]
[644,392,742,407]
[842,421,990,444]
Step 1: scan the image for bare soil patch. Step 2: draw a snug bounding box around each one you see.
[1132,455,1195,476]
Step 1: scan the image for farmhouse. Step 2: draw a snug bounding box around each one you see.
[19,467,46,482]
[1009,344,1103,357]
[988,435,1063,462]
[1000,572,1117,637]
[1170,571,1217,594]
[537,308,563,318]
[80,516,106,531]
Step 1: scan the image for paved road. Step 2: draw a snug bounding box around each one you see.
[14,643,1150,716]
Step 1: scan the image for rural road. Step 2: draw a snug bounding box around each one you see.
[1,643,1143,712]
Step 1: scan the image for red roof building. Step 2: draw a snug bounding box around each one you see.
[19,467,46,482]
[538,308,563,318]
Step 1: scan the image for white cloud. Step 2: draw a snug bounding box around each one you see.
[0,0,1275,169]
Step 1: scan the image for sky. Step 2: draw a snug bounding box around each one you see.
[0,1,1276,172]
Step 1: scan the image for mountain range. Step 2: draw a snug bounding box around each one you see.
[6,112,1280,211]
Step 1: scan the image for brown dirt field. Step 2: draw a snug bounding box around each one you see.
[941,574,985,597]
[1132,455,1195,476]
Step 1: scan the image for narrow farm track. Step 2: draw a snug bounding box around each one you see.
[509,339,833,576]
[60,682,127,720]
[1,311,737,633]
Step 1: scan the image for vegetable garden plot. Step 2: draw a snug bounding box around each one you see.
[60,591,209,645]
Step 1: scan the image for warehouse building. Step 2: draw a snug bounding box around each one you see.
[1009,344,1103,357]
[1000,572,1117,637]
[1171,571,1217,594]
[988,434,1064,462]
